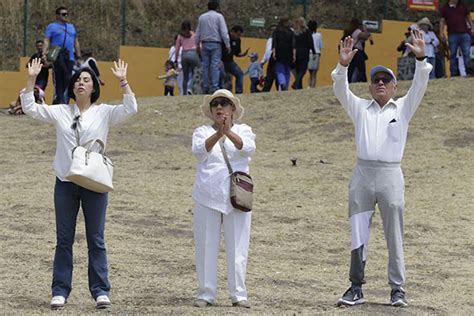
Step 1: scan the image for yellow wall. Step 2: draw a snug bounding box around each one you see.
[0,19,424,108]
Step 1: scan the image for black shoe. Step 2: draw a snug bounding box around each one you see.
[232,300,250,308]
[193,299,212,308]
[337,285,365,306]
[390,288,408,307]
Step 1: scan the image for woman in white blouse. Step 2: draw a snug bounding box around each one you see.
[22,58,137,310]
[191,89,256,309]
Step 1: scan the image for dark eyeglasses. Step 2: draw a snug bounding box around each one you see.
[71,115,80,130]
[372,77,393,84]
[60,12,69,17]
[210,97,232,108]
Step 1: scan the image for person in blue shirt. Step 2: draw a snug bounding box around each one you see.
[245,52,263,93]
[43,6,81,104]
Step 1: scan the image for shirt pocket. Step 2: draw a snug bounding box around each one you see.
[387,121,401,143]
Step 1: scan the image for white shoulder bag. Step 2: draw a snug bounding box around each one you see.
[65,114,114,193]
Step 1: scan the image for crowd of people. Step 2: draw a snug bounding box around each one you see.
[4,0,472,312]
[397,0,474,80]
[7,0,473,112]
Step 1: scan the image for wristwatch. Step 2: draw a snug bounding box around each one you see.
[416,56,427,61]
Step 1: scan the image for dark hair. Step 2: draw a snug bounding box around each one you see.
[35,39,44,45]
[180,20,192,37]
[308,20,318,32]
[231,25,244,33]
[208,1,219,10]
[55,6,68,15]
[276,18,290,32]
[68,68,101,103]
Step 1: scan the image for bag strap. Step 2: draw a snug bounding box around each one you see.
[219,139,234,174]
[62,23,68,48]
[84,139,106,154]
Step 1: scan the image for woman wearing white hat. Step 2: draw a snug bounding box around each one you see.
[191,89,256,308]
[417,17,439,79]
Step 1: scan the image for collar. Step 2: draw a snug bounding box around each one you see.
[367,98,397,110]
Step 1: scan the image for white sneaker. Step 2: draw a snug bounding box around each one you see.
[96,295,111,309]
[50,296,66,310]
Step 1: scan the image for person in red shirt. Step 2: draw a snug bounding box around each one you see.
[439,0,474,76]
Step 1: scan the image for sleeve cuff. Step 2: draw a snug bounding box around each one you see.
[20,90,34,97]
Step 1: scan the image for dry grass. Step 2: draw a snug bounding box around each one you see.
[0,76,473,314]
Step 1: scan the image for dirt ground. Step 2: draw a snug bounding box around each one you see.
[0,76,473,314]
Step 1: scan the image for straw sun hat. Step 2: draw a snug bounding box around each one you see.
[417,17,433,29]
[201,89,244,121]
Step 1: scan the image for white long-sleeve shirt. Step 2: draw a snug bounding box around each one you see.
[421,30,439,58]
[312,32,323,54]
[192,124,256,214]
[331,60,432,162]
[261,37,273,65]
[20,91,138,181]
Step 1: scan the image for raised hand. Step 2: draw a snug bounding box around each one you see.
[405,29,425,58]
[111,59,128,80]
[27,58,43,78]
[214,115,226,137]
[339,36,358,67]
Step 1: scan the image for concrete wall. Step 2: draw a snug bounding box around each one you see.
[0,19,426,107]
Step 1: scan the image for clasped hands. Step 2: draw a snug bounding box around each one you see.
[215,114,233,138]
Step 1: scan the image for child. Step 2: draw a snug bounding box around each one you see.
[158,60,178,96]
[245,52,263,93]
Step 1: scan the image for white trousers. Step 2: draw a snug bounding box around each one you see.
[193,203,251,303]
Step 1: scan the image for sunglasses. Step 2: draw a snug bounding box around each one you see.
[71,115,80,130]
[210,97,233,108]
[371,77,393,84]
[60,12,69,17]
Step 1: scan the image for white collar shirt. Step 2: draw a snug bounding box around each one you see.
[20,91,138,181]
[192,124,256,214]
[331,60,432,162]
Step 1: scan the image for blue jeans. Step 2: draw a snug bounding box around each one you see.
[223,61,244,94]
[275,62,291,90]
[448,32,471,77]
[201,42,222,93]
[52,178,110,299]
[181,50,200,95]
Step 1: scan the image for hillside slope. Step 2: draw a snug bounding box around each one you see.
[0,0,442,70]
[0,76,473,314]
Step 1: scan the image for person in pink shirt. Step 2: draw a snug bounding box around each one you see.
[175,20,201,95]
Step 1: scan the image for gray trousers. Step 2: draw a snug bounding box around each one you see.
[348,159,405,289]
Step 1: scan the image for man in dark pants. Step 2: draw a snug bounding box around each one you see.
[43,6,81,104]
[261,24,278,92]
[27,40,52,91]
[221,25,248,94]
